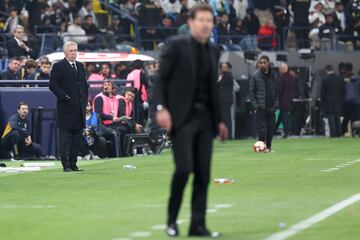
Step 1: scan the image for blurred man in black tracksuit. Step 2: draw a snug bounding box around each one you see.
[249,55,279,151]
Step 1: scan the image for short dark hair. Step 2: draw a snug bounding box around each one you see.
[84,15,93,20]
[325,64,333,72]
[220,62,232,69]
[17,102,28,110]
[25,59,37,69]
[125,87,135,94]
[40,60,51,66]
[189,4,213,19]
[9,57,20,63]
[259,55,270,62]
[345,62,353,72]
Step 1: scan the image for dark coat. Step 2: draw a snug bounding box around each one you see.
[217,72,234,105]
[249,69,279,111]
[49,58,88,129]
[155,35,221,135]
[321,73,344,114]
[279,72,297,111]
[7,38,34,59]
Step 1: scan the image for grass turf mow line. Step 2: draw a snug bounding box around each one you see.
[264,192,360,240]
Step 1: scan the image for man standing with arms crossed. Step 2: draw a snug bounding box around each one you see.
[155,4,228,238]
[50,41,88,172]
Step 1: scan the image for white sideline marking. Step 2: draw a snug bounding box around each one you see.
[111,238,130,240]
[150,224,166,230]
[264,192,360,240]
[207,209,218,213]
[322,158,360,173]
[214,204,233,209]
[129,231,152,238]
[0,204,55,209]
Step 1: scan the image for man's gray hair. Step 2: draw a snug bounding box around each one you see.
[13,25,24,33]
[63,41,78,51]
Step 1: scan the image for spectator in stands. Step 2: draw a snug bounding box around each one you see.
[343,16,360,49]
[64,15,89,48]
[210,0,230,18]
[25,0,47,33]
[242,8,260,48]
[233,0,249,18]
[161,0,182,14]
[309,1,326,48]
[176,6,190,26]
[275,63,297,138]
[101,63,116,80]
[217,13,232,44]
[217,62,234,139]
[37,16,57,34]
[346,0,360,26]
[230,18,246,44]
[291,0,311,49]
[138,0,161,49]
[334,1,346,31]
[88,63,104,88]
[107,15,126,46]
[22,59,37,80]
[319,13,342,50]
[41,4,57,26]
[321,64,344,137]
[323,0,336,13]
[79,0,98,26]
[272,3,290,50]
[156,15,177,45]
[117,87,143,134]
[0,0,16,14]
[7,25,34,59]
[35,60,51,80]
[126,60,149,125]
[82,15,103,48]
[257,19,277,50]
[1,57,21,81]
[1,102,44,160]
[3,6,19,33]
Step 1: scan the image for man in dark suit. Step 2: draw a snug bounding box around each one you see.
[275,63,297,138]
[217,62,234,139]
[49,41,88,172]
[155,4,228,238]
[321,65,344,137]
[1,57,21,81]
[7,25,34,59]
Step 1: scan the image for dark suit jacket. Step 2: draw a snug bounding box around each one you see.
[321,73,344,115]
[217,72,234,105]
[156,35,221,135]
[49,58,88,129]
[7,38,33,59]
[279,72,297,111]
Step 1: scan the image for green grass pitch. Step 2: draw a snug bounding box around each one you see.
[0,138,359,240]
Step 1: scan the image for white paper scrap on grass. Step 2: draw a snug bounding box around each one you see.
[0,167,41,173]
[23,162,55,167]
[264,192,360,240]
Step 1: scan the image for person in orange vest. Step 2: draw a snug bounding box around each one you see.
[93,80,126,157]
[116,87,143,134]
[126,60,149,125]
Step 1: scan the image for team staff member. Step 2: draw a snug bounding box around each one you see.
[155,4,228,238]
[49,41,89,172]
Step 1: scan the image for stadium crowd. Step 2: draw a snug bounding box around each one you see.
[0,0,360,52]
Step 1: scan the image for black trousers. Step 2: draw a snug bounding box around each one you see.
[220,103,232,139]
[326,113,342,137]
[275,110,291,137]
[256,109,275,149]
[59,129,82,169]
[2,130,43,158]
[168,110,213,228]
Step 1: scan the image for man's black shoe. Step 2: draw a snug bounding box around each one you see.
[70,168,83,171]
[165,223,179,237]
[63,168,71,172]
[189,226,221,238]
